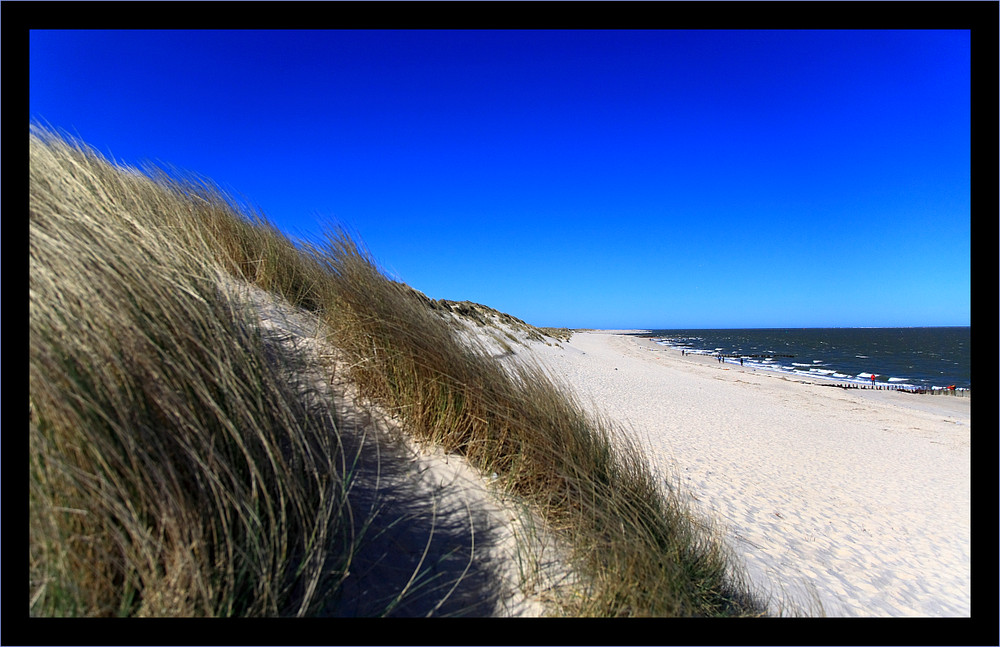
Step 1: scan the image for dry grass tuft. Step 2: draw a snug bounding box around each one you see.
[30,128,353,616]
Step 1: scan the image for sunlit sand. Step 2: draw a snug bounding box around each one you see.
[510,330,970,616]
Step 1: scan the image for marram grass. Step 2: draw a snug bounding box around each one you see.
[29,126,770,617]
[29,128,356,617]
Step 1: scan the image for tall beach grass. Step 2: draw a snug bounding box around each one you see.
[29,128,364,616]
[29,126,769,616]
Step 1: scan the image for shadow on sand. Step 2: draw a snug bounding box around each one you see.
[242,282,549,617]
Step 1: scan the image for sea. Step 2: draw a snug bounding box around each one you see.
[635,327,970,391]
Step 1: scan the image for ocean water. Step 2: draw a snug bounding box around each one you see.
[637,327,970,391]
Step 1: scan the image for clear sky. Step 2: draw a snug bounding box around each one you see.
[30,29,971,329]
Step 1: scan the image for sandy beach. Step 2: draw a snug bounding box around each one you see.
[246,275,972,616]
[516,330,971,617]
[240,278,971,616]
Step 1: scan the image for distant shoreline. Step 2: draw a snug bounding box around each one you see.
[600,327,971,393]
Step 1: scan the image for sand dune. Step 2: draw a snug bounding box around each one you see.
[228,276,567,616]
[235,275,971,616]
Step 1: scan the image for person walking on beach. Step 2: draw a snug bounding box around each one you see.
[870,373,876,387]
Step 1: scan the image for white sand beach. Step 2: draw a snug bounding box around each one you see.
[236,277,971,616]
[516,330,971,617]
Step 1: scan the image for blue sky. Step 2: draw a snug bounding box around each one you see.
[30,29,971,329]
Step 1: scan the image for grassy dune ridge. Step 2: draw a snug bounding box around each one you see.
[29,126,767,616]
[29,129,356,616]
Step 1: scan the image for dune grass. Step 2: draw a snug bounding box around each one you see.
[29,128,362,617]
[29,126,768,616]
[312,237,765,616]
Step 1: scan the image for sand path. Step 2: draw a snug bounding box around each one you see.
[522,331,971,617]
[224,276,566,617]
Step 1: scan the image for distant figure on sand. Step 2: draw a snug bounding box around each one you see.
[871,373,876,387]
